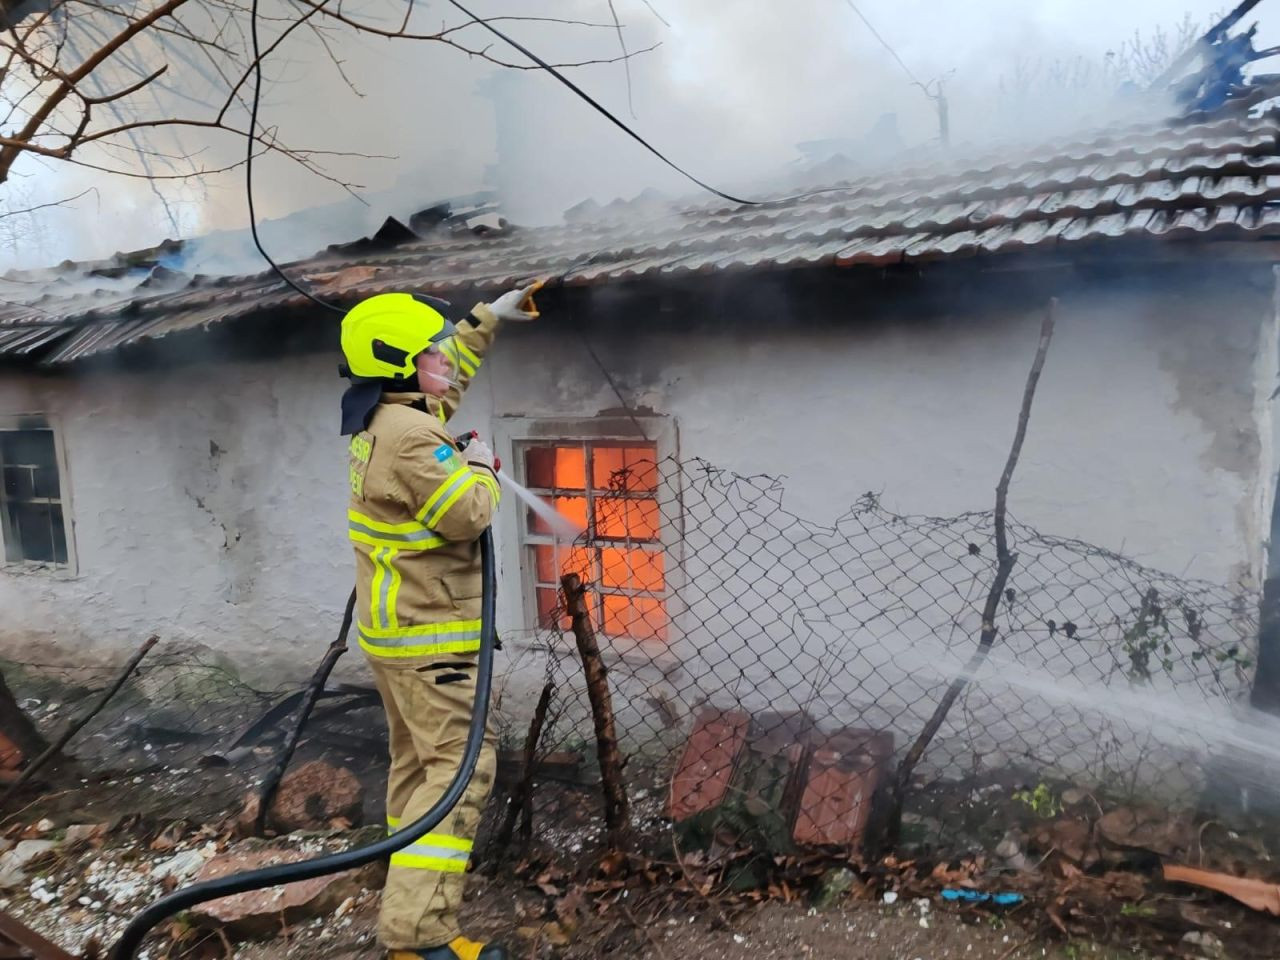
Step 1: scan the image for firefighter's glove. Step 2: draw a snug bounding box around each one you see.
[488,281,542,322]
[465,438,497,473]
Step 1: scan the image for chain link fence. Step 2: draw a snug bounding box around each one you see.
[513,456,1262,858]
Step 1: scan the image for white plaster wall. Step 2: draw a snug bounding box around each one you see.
[0,360,418,681]
[485,281,1274,591]
[0,274,1272,696]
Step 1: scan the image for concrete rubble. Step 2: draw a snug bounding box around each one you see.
[189,842,381,936]
[0,815,379,956]
[236,760,365,835]
[0,839,56,888]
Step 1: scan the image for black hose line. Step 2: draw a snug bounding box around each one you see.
[109,528,499,960]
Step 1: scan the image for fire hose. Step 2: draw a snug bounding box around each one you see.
[109,524,498,960]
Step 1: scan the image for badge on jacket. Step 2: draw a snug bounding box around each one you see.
[349,432,375,499]
[434,443,464,473]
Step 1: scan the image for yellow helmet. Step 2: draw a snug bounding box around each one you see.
[340,293,457,380]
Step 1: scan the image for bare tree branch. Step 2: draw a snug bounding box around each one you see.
[0,0,656,233]
[0,0,191,182]
[435,14,620,38]
[286,0,660,71]
[81,61,165,103]
[0,184,94,217]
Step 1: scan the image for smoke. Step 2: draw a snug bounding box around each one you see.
[0,0,1261,272]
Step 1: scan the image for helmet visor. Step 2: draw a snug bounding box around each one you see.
[418,337,462,391]
[433,334,479,381]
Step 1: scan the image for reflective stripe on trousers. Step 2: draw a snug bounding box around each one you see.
[357,621,483,659]
[389,832,473,873]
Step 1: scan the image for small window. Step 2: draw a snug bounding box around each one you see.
[521,441,666,644]
[0,425,69,566]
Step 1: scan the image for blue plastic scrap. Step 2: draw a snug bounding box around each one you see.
[941,889,1023,906]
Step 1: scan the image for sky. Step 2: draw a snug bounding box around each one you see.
[0,0,1273,271]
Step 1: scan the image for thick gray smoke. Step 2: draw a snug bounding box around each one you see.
[0,0,1265,271]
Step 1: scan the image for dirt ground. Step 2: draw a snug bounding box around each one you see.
[229,876,1150,960]
[0,706,1272,960]
[0,788,1268,960]
[0,814,1166,960]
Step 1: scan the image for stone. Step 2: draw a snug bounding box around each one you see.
[995,831,1033,872]
[152,849,208,882]
[64,823,109,846]
[813,868,860,909]
[1099,807,1192,857]
[233,795,262,838]
[1181,931,1227,959]
[898,813,944,848]
[189,842,379,938]
[0,839,56,888]
[238,761,365,835]
[1031,817,1096,867]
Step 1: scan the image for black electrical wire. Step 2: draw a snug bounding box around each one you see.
[841,0,926,90]
[439,0,854,208]
[245,0,344,314]
[108,527,499,960]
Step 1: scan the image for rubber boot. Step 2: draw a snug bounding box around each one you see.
[389,938,510,960]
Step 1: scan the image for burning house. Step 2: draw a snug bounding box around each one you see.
[2,94,1280,733]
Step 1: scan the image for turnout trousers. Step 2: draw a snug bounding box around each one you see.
[368,655,497,950]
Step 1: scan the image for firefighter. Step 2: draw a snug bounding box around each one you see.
[339,284,540,960]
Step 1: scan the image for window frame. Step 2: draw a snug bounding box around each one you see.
[491,415,680,661]
[0,414,77,575]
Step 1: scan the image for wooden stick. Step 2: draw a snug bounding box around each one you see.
[561,572,631,850]
[491,680,554,861]
[1,634,159,807]
[888,299,1058,835]
[251,587,356,835]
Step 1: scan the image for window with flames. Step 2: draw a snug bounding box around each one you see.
[521,442,666,644]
